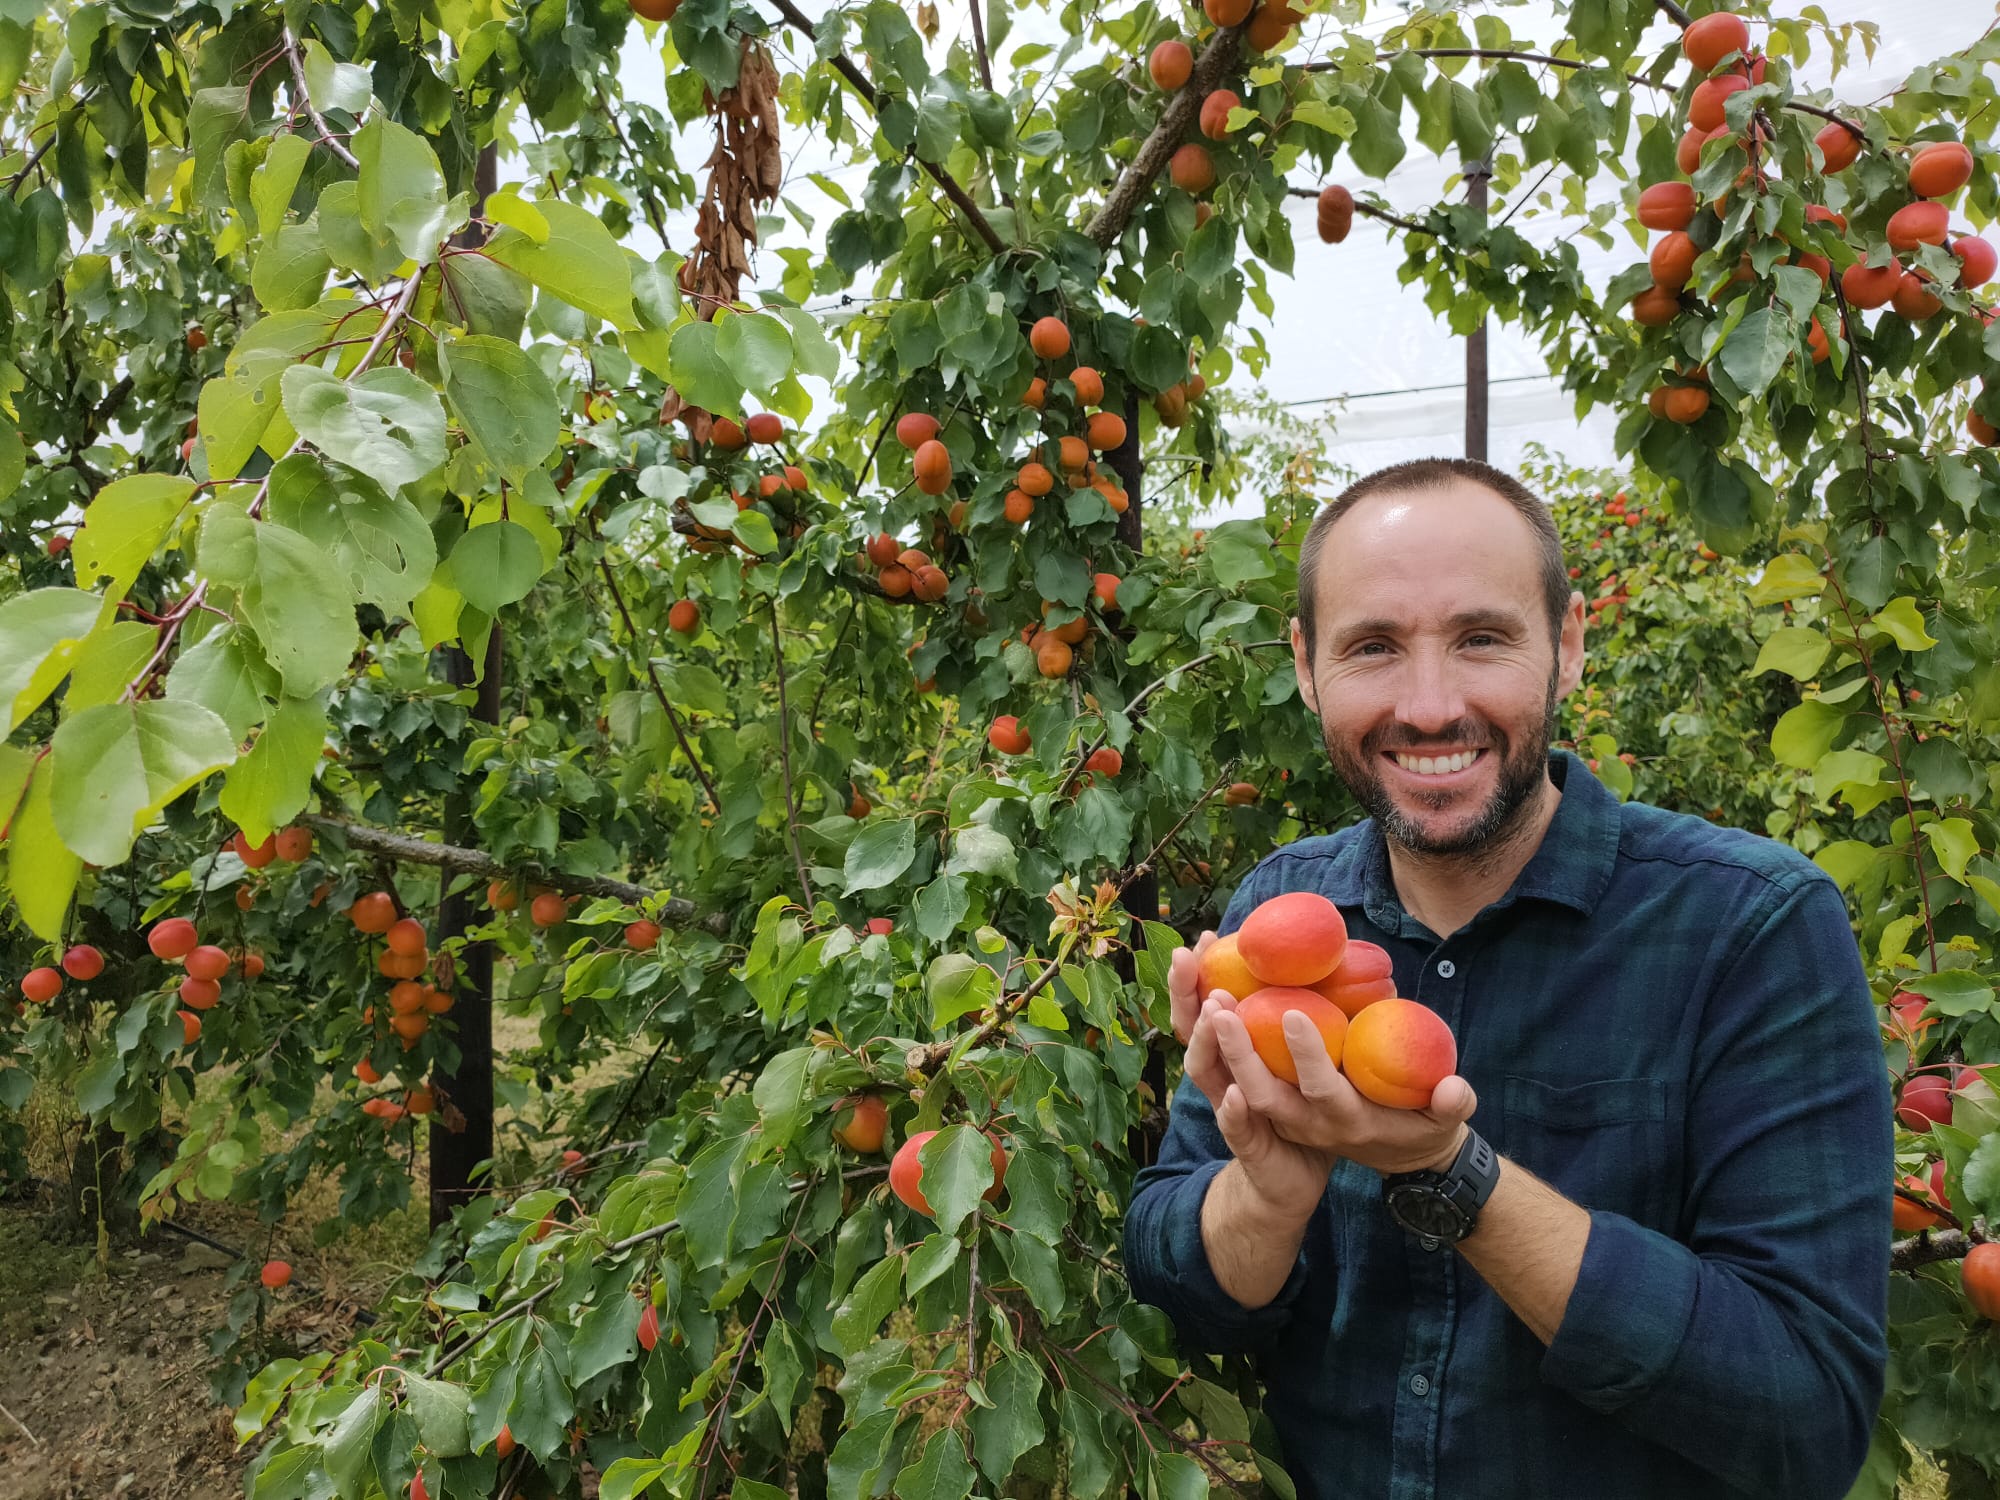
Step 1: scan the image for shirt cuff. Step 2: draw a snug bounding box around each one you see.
[1540,1209,1700,1412]
[1150,1159,1311,1347]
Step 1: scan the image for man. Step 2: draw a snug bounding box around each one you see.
[1123,458,1892,1499]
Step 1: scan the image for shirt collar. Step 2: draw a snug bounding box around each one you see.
[1332,749,1622,934]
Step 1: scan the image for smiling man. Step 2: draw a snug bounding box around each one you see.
[1123,458,1893,1499]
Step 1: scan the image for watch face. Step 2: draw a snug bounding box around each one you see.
[1388,1185,1470,1241]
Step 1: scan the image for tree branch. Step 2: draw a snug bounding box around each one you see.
[1088,26,1243,248]
[764,0,1006,254]
[283,26,362,170]
[1892,1227,1980,1273]
[769,600,816,910]
[302,812,725,933]
[596,556,723,815]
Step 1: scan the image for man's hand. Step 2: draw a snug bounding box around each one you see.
[1169,933,1241,1111]
[1209,1001,1479,1178]
[1191,1001,1341,1221]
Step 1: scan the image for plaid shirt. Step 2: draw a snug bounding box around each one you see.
[1125,750,1892,1500]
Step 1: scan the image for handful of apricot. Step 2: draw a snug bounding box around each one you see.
[1198,891,1455,1107]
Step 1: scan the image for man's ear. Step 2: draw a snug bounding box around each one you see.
[1290,617,1320,716]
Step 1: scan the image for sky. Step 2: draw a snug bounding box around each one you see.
[591,0,1992,515]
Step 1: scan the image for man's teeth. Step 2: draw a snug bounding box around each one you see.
[1393,750,1481,776]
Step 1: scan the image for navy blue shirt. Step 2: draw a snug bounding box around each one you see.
[1124,750,1892,1499]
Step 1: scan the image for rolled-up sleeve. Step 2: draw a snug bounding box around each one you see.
[1540,873,1893,1498]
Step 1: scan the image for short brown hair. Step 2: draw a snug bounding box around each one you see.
[1295,458,1571,662]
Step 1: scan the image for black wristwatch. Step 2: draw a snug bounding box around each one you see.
[1383,1128,1499,1246]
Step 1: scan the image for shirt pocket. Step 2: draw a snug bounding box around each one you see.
[1500,1076,1676,1228]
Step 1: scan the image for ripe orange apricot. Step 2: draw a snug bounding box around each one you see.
[1892,271,1942,320]
[1199,90,1241,141]
[988,715,1031,755]
[1630,285,1681,327]
[1343,998,1456,1109]
[833,1094,889,1153]
[668,599,700,634]
[1663,386,1710,423]
[1309,938,1397,1018]
[1036,637,1073,677]
[1807,317,1831,364]
[746,412,784,444]
[422,985,453,1014]
[1649,230,1698,289]
[1966,1243,2000,1320]
[273,824,312,863]
[1970,409,1999,446]
[1952,235,1997,288]
[896,412,939,449]
[866,533,900,568]
[261,1259,292,1289]
[1148,39,1192,90]
[1169,143,1215,195]
[488,880,518,911]
[1688,74,1747,133]
[1909,141,1974,200]
[21,967,60,1003]
[1815,120,1861,172]
[178,1009,202,1045]
[1892,1171,1948,1232]
[913,439,953,495]
[1636,182,1696,231]
[630,0,681,19]
[386,918,427,958]
[379,948,425,979]
[1069,366,1105,404]
[1018,462,1054,496]
[355,1057,382,1084]
[390,1011,429,1044]
[61,944,104,981]
[1092,572,1120,610]
[1084,746,1123,776]
[709,417,746,450]
[406,1086,435,1116]
[494,1425,516,1459]
[878,564,913,598]
[531,891,569,928]
[1029,316,1072,359]
[1236,891,1347,987]
[1086,412,1128,451]
[1245,0,1300,52]
[1203,0,1251,24]
[1224,781,1258,805]
[1886,201,1949,251]
[1056,435,1089,471]
[350,892,397,934]
[1022,378,1047,410]
[1004,489,1035,524]
[1317,184,1353,244]
[1237,988,1347,1085]
[1682,10,1749,73]
[1840,261,1900,309]
[185,945,231,981]
[1196,933,1260,1003]
[889,1129,1008,1216]
[180,975,221,1010]
[625,919,660,952]
[912,564,949,602]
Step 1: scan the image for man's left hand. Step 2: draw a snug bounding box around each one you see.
[1206,1004,1479,1176]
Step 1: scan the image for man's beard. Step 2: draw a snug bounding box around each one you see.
[1319,663,1561,864]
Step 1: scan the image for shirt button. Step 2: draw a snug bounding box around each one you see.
[1436,959,1456,978]
[1409,1373,1431,1397]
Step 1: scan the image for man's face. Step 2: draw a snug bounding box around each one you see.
[1291,480,1585,860]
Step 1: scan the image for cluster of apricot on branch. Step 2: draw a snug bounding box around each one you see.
[1198,892,1455,1105]
[1147,0,1301,203]
[862,528,951,603]
[661,405,817,552]
[345,899,452,1050]
[1016,320,1132,511]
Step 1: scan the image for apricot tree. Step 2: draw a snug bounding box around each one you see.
[1,0,1997,1494]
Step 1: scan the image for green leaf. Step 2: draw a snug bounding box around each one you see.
[918,1125,1000,1235]
[715,311,794,396]
[1770,699,1847,770]
[250,222,331,312]
[947,825,1017,881]
[63,622,159,716]
[1716,305,1794,398]
[486,198,638,330]
[777,306,838,382]
[926,953,998,1028]
[844,818,917,894]
[599,1458,675,1500]
[250,132,311,240]
[731,509,779,556]
[0,588,103,731]
[48,699,237,866]
[219,697,327,844]
[301,38,372,114]
[402,1374,471,1457]
[1749,553,1824,606]
[238,522,361,695]
[7,762,81,939]
[1751,626,1829,680]
[266,457,436,615]
[752,1046,812,1153]
[1150,1451,1210,1500]
[664,318,744,414]
[967,1353,1045,1483]
[1962,1130,2000,1222]
[280,365,448,495]
[1925,818,1979,882]
[1206,519,1276,588]
[165,629,278,740]
[354,115,454,266]
[1869,597,1937,652]
[440,334,560,481]
[74,475,197,612]
[445,522,546,614]
[197,371,284,482]
[894,1428,975,1500]
[1899,970,1993,1018]
[830,1254,904,1355]
[568,1287,641,1386]
[321,1385,387,1496]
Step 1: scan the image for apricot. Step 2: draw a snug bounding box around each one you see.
[1170,143,1215,196]
[1952,235,1996,288]
[833,1094,889,1153]
[494,1426,516,1459]
[1682,10,1749,73]
[379,949,425,980]
[1237,988,1348,1084]
[1970,409,1999,446]
[1807,317,1831,364]
[1897,1073,1952,1130]
[391,1012,429,1043]
[1630,285,1681,326]
[1092,572,1120,610]
[389,981,426,1016]
[61,945,104,981]
[1029,316,1071,359]
[866,917,893,936]
[889,1128,1008,1216]
[1891,1172,1946,1232]
[668,599,700,634]
[746,412,784,444]
[232,830,277,868]
[1316,184,1353,244]
[1199,90,1240,141]
[1892,271,1941,320]
[350,892,397,934]
[1004,489,1035,524]
[178,1009,202,1045]
[1245,0,1300,52]
[1223,781,1258,805]
[1197,933,1261,1002]
[1018,462,1054,497]
[709,417,746,450]
[1840,261,1900,309]
[531,891,569,928]
[879,564,912,598]
[1069,366,1105,404]
[1056,435,1089,471]
[1236,891,1347,987]
[261,1260,292,1289]
[1149,39,1192,90]
[185,945,231,981]
[1086,412,1127,451]
[913,562,948,599]
[386,918,427,958]
[488,880,519,911]
[1308,938,1396,1018]
[629,0,681,19]
[1908,141,1973,200]
[1663,386,1710,424]
[988,715,1031,755]
[274,825,313,862]
[180,975,221,1010]
[1815,121,1861,172]
[1636,182,1696,231]
[1022,378,1047,409]
[1036,637,1073,677]
[20,967,61,1003]
[1966,1243,2000,1321]
[1886,201,1948,252]
[1688,74,1746,133]
[625,919,662,951]
[913,439,952,495]
[1084,746,1123,776]
[1649,231,1698,289]
[895,413,939,450]
[1342,998,1457,1110]
[407,1086,435,1115]
[422,986,453,1014]
[1675,125,1708,176]
[1203,0,1251,24]
[638,1302,661,1351]
[1647,387,1672,418]
[355,1057,382,1084]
